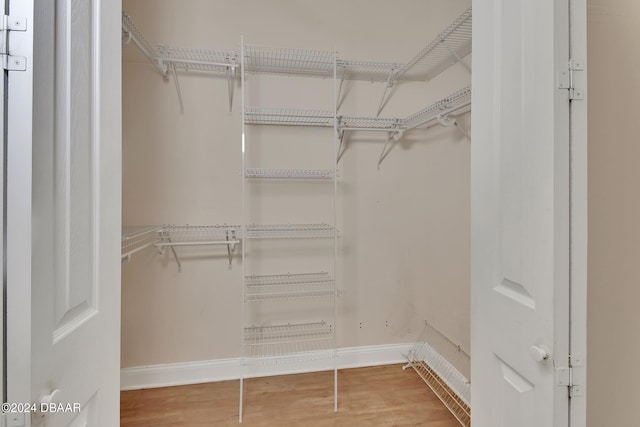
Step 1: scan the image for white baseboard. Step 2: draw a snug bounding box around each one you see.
[121,343,414,391]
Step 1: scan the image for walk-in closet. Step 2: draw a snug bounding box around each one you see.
[120,1,472,424]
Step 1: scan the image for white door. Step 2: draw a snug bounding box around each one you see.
[471,0,571,426]
[6,0,121,426]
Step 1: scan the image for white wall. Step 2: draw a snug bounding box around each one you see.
[587,0,640,424]
[121,0,471,369]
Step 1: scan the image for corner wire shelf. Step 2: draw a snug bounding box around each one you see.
[401,86,472,130]
[245,223,336,239]
[392,7,472,84]
[245,272,335,302]
[245,86,470,133]
[403,321,471,427]
[244,168,335,180]
[243,321,334,363]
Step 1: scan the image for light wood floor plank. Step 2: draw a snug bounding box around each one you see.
[121,364,460,426]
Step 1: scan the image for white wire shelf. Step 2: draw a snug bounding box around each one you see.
[243,321,334,360]
[121,225,164,261]
[244,168,334,180]
[338,116,401,131]
[244,107,334,127]
[123,8,470,85]
[122,13,166,75]
[244,45,404,83]
[404,321,471,427]
[393,7,472,83]
[337,60,404,83]
[244,45,333,78]
[245,87,469,132]
[338,86,471,133]
[121,224,242,269]
[158,224,240,242]
[245,223,335,239]
[157,45,238,74]
[245,272,335,302]
[402,86,472,130]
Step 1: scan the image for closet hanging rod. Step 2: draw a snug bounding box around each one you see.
[158,57,239,69]
[154,240,239,248]
[403,102,471,132]
[121,242,156,263]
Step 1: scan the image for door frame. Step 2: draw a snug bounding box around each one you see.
[5,0,34,421]
[568,0,588,425]
[3,1,588,426]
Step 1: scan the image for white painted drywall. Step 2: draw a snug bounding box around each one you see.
[121,0,471,369]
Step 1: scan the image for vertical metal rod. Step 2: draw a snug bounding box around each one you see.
[336,78,344,110]
[170,63,184,113]
[239,35,246,424]
[332,44,339,414]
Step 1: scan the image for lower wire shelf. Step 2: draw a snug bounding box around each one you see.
[243,321,334,364]
[245,272,335,301]
[245,223,335,239]
[404,321,471,427]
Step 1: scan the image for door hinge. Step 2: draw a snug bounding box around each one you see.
[556,354,584,398]
[558,59,584,100]
[1,14,27,71]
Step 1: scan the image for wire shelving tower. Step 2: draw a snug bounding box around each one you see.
[239,38,339,422]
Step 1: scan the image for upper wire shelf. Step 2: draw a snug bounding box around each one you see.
[243,321,334,361]
[244,45,333,78]
[244,168,334,180]
[123,7,471,84]
[245,272,335,301]
[244,107,334,127]
[245,223,335,239]
[392,8,472,83]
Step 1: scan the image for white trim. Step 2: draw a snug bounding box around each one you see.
[569,0,587,425]
[121,343,414,391]
[6,0,34,422]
